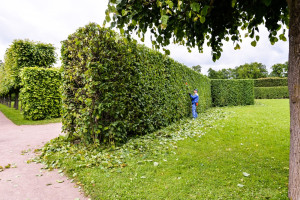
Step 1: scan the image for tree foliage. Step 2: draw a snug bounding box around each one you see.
[235,62,268,79]
[192,65,201,73]
[270,62,288,77]
[208,62,267,79]
[105,0,288,61]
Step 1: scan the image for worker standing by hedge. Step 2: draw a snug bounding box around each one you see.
[189,89,199,119]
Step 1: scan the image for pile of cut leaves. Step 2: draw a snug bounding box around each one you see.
[34,108,231,175]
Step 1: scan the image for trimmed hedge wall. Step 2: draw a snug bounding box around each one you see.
[211,79,254,107]
[254,78,287,87]
[61,23,211,143]
[254,86,289,99]
[20,67,61,120]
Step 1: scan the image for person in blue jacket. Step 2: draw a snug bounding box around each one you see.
[189,89,199,119]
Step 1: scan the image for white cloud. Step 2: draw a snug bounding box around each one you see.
[0,0,288,74]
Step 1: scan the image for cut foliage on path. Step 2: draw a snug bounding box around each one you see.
[38,99,289,199]
[0,111,86,200]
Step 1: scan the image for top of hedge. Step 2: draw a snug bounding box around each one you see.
[0,39,56,95]
[254,77,287,87]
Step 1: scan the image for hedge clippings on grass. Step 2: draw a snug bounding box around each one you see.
[211,79,254,107]
[61,23,212,144]
[254,86,289,99]
[20,67,61,120]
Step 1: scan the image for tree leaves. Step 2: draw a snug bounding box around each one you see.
[104,0,288,62]
[191,2,200,12]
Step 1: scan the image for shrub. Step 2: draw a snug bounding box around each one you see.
[211,79,254,107]
[1,39,56,94]
[20,67,61,120]
[254,77,287,87]
[61,23,212,144]
[254,86,289,99]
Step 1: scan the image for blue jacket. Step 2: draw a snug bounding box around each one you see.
[189,93,199,104]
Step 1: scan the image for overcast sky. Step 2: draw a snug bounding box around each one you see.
[0,0,288,74]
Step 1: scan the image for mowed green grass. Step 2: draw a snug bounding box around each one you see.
[0,103,61,125]
[71,99,289,199]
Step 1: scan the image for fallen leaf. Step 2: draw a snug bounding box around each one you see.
[56,180,64,183]
[46,183,52,186]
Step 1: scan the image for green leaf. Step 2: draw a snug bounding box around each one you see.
[251,40,257,47]
[200,16,206,24]
[232,0,237,7]
[234,43,241,50]
[161,15,169,25]
[166,0,174,9]
[191,2,200,12]
[105,15,111,23]
[201,6,209,16]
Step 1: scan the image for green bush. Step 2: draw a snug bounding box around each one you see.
[254,78,287,87]
[61,23,211,144]
[211,79,254,107]
[0,39,56,95]
[20,67,61,120]
[254,86,289,99]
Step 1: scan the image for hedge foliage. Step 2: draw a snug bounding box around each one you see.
[254,77,287,87]
[211,79,254,107]
[0,39,56,96]
[254,86,289,99]
[20,67,61,120]
[61,23,211,144]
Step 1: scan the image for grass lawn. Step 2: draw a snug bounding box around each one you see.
[39,99,289,199]
[0,103,61,125]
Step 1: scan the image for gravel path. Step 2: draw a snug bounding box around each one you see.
[0,112,87,200]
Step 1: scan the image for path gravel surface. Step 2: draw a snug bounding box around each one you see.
[0,112,87,200]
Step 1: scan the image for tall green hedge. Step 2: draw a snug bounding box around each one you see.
[211,79,254,107]
[254,77,287,87]
[254,86,289,99]
[20,67,61,120]
[61,23,211,143]
[0,39,56,94]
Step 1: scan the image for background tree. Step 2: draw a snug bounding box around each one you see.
[235,62,268,79]
[192,65,202,73]
[270,62,288,77]
[105,0,300,198]
[208,68,222,79]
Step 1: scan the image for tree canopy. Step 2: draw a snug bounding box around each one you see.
[270,62,288,77]
[208,62,268,79]
[192,65,202,73]
[105,0,288,61]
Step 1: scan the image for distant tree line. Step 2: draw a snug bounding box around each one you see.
[206,62,288,79]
